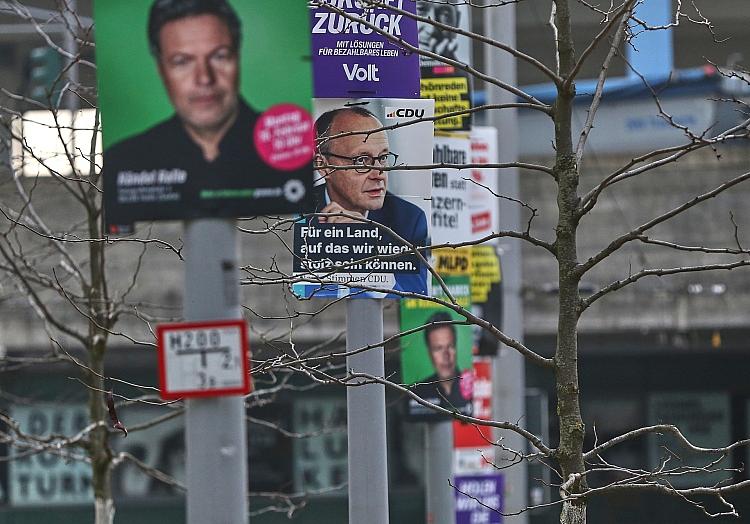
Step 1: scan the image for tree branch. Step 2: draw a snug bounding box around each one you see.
[581,260,750,311]
[577,171,750,277]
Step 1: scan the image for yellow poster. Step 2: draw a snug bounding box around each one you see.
[471,245,501,304]
[420,76,471,130]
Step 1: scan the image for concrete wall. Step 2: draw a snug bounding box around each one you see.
[521,144,750,336]
[514,0,750,85]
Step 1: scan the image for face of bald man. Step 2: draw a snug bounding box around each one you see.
[318,112,389,215]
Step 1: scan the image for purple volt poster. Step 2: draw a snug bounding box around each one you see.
[310,0,420,98]
[455,473,504,524]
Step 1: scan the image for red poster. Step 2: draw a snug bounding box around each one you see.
[454,358,492,448]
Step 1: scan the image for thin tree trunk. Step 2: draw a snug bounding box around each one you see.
[87,196,114,524]
[88,337,114,524]
[95,497,115,524]
[553,1,588,523]
[561,500,586,524]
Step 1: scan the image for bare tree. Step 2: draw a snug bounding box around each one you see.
[298,1,750,523]
[0,1,204,521]
[2,1,750,524]
[0,4,359,522]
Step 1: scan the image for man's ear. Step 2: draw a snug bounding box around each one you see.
[314,153,326,170]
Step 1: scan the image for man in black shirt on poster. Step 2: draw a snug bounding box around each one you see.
[411,312,472,418]
[103,0,308,231]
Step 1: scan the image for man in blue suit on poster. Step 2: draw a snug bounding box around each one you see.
[311,106,428,295]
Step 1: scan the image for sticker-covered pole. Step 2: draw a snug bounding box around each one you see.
[346,298,389,524]
[426,421,456,524]
[184,219,248,524]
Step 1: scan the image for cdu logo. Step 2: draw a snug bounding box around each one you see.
[384,107,426,119]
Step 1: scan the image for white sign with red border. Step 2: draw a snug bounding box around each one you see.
[157,319,251,400]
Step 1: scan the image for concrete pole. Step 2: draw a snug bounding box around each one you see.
[62,0,80,177]
[346,298,389,524]
[62,0,78,111]
[184,219,248,524]
[425,421,455,524]
[484,3,529,522]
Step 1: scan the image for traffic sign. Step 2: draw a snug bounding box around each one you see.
[156,320,251,400]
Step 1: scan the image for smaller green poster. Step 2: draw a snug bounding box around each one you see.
[400,275,473,421]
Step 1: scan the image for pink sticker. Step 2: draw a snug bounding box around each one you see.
[254,104,314,171]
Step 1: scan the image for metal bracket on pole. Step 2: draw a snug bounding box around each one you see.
[346,298,389,524]
[184,219,249,524]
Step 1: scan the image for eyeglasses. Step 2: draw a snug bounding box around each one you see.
[322,152,399,173]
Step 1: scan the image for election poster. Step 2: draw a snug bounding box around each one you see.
[108,404,186,498]
[432,131,472,244]
[96,0,315,233]
[648,392,731,489]
[9,404,92,506]
[453,358,495,474]
[292,98,434,299]
[293,397,347,494]
[455,473,504,524]
[470,127,500,242]
[400,253,473,420]
[471,245,503,357]
[311,0,420,98]
[417,2,473,131]
[110,403,292,496]
[421,75,473,131]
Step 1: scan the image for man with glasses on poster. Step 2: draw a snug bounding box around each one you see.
[311,106,429,294]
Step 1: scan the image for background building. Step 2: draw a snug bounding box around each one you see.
[1,1,750,523]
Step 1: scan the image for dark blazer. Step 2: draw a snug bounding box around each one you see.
[310,184,429,296]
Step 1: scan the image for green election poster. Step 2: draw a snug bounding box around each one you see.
[96,0,312,147]
[96,0,314,231]
[400,274,473,421]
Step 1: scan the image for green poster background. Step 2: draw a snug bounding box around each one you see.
[399,275,473,385]
[95,0,313,149]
